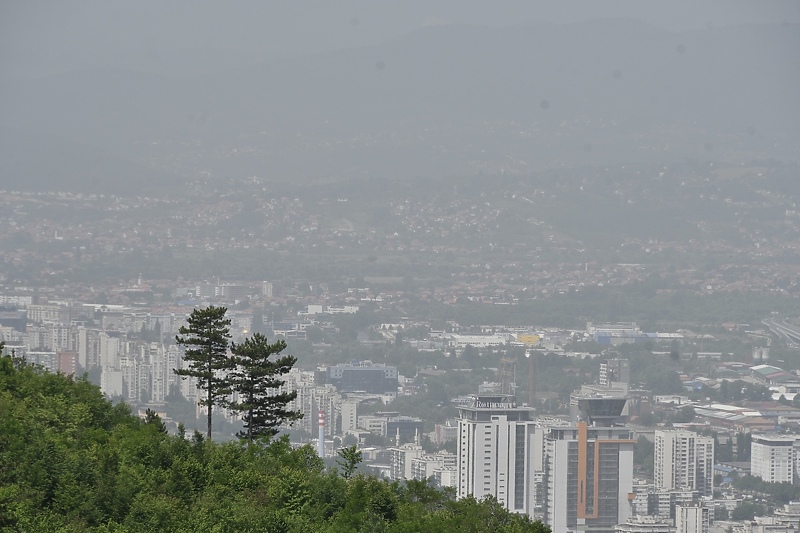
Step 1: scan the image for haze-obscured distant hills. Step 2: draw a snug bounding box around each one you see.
[1,19,797,195]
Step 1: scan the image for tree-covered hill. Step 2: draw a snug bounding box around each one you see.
[0,352,549,532]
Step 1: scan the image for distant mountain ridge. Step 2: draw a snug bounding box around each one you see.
[0,19,797,194]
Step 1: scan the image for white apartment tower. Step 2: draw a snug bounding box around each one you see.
[750,434,797,484]
[675,504,710,533]
[390,442,425,481]
[411,452,457,481]
[457,394,537,514]
[262,281,274,297]
[654,430,714,498]
[341,399,358,433]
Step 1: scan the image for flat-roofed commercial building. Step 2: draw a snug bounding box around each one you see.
[317,362,398,395]
[615,516,675,533]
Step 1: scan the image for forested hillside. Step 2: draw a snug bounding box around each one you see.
[0,352,549,532]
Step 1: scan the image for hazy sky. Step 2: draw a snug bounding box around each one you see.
[1,0,798,192]
[2,0,798,78]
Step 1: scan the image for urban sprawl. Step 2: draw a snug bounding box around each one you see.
[3,278,800,533]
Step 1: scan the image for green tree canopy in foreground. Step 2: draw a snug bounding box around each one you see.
[174,305,232,439]
[337,445,363,480]
[0,353,550,532]
[229,333,302,442]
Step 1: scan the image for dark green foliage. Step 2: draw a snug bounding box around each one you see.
[733,474,800,505]
[730,501,767,521]
[336,445,362,480]
[174,305,233,439]
[672,406,696,424]
[229,333,302,442]
[0,355,136,530]
[143,409,167,435]
[738,432,752,461]
[715,380,771,403]
[0,353,551,532]
[640,366,684,394]
[634,436,654,477]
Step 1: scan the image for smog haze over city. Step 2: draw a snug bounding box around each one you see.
[2,2,800,531]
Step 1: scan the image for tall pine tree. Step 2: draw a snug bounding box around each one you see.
[229,333,302,441]
[174,306,232,439]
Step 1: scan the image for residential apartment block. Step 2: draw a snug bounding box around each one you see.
[750,434,799,484]
[654,430,714,498]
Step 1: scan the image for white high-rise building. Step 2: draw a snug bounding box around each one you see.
[654,430,714,497]
[49,325,72,352]
[150,344,169,403]
[675,504,709,533]
[262,281,274,297]
[457,394,537,514]
[433,467,458,489]
[99,331,120,368]
[341,399,358,433]
[411,452,457,481]
[101,369,124,397]
[750,434,798,484]
[390,442,424,481]
[77,326,88,369]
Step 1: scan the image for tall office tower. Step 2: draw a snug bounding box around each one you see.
[654,430,714,497]
[750,434,798,483]
[675,504,710,533]
[544,398,634,533]
[598,358,630,388]
[457,394,537,514]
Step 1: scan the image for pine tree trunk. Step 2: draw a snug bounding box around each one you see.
[207,387,213,439]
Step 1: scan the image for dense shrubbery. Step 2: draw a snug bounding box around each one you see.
[0,354,549,532]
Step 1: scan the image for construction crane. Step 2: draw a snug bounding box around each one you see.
[525,350,538,410]
[499,357,516,396]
